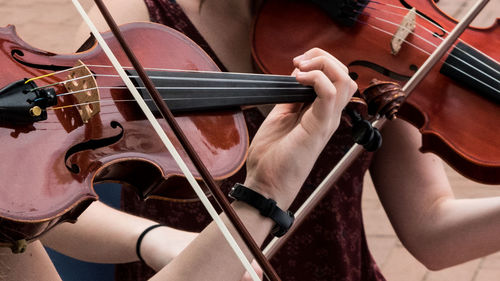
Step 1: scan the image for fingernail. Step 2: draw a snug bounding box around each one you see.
[295,71,304,78]
[293,54,304,62]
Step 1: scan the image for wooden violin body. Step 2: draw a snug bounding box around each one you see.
[253,0,500,184]
[0,22,248,250]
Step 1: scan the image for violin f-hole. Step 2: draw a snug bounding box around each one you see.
[348,60,413,81]
[11,49,72,72]
[64,121,124,174]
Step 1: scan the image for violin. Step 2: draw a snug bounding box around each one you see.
[0,21,315,254]
[252,0,500,184]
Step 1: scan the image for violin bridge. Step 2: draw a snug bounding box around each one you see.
[391,8,416,55]
[64,60,100,123]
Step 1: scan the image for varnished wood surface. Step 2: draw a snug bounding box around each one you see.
[0,0,498,280]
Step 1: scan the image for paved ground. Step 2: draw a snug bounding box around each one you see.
[0,0,499,280]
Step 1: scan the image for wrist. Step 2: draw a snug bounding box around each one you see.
[139,225,198,271]
[229,183,294,237]
[136,224,164,267]
[243,178,291,209]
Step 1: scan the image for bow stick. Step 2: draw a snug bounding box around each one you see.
[71,0,278,280]
[263,0,491,259]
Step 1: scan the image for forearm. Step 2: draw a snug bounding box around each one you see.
[151,201,274,281]
[371,120,500,269]
[41,201,151,263]
[410,196,500,269]
[41,201,196,269]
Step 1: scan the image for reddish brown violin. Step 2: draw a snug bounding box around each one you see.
[0,22,316,253]
[252,0,500,184]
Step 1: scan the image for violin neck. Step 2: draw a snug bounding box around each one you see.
[127,70,316,112]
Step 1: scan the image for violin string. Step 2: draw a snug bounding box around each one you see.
[348,8,499,86]
[36,58,498,98]
[351,8,496,71]
[350,17,499,93]
[348,15,499,93]
[79,9,493,90]
[24,64,88,84]
[31,59,499,100]
[27,68,305,93]
[86,64,298,79]
[49,92,314,111]
[34,47,498,99]
[27,2,498,96]
[47,68,312,96]
[25,7,498,94]
[350,17,432,55]
[29,73,94,92]
[72,1,262,277]
[357,0,499,75]
[55,85,312,97]
[350,12,499,84]
[45,66,498,110]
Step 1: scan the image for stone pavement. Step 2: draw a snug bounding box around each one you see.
[0,0,499,280]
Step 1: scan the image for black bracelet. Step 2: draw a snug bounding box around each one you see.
[136,224,164,264]
[229,183,294,237]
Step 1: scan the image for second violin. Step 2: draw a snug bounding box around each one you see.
[252,0,500,184]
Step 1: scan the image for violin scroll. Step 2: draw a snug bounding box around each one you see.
[345,79,405,152]
[361,79,406,120]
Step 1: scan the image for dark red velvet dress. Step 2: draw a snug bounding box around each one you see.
[116,1,386,280]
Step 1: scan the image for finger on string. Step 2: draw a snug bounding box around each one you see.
[295,56,350,86]
[265,68,306,116]
[295,53,356,108]
[295,70,338,118]
[293,48,348,74]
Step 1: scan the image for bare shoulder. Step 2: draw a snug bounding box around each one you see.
[97,0,151,26]
[370,119,425,178]
[387,118,422,147]
[72,0,150,51]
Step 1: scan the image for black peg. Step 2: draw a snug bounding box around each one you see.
[347,108,382,152]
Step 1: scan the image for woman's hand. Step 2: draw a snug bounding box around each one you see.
[150,48,356,281]
[245,48,357,208]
